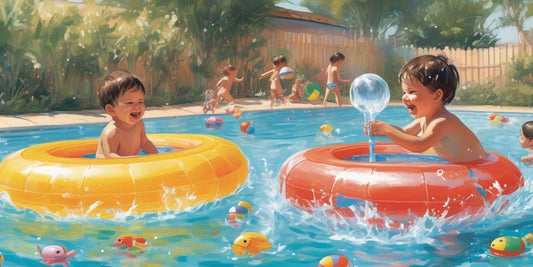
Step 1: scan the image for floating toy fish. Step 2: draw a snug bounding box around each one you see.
[36,245,76,266]
[318,254,353,267]
[489,114,509,127]
[489,233,533,257]
[0,251,4,265]
[232,232,271,257]
[320,124,334,135]
[112,233,151,250]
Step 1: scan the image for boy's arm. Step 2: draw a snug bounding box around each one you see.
[140,122,158,154]
[369,118,447,153]
[521,154,533,163]
[99,129,122,158]
[259,69,274,80]
[335,67,350,83]
[235,76,244,83]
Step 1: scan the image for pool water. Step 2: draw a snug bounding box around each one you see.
[0,106,532,266]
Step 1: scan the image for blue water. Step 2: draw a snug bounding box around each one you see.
[0,106,533,266]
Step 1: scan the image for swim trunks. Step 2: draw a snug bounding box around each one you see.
[326,83,337,89]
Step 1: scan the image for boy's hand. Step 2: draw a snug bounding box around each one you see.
[364,120,389,136]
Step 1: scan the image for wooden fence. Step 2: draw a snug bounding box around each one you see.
[414,44,533,84]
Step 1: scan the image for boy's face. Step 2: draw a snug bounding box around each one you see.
[401,78,442,119]
[519,129,531,148]
[106,86,146,127]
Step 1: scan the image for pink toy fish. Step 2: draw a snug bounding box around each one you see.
[36,245,75,266]
[112,233,151,250]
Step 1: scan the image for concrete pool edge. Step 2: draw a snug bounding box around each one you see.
[0,97,531,130]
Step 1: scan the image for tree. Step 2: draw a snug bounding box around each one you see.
[492,0,532,47]
[301,0,402,39]
[396,0,498,48]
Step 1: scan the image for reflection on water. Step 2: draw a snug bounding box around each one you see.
[0,107,532,266]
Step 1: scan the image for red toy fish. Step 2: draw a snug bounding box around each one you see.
[112,234,151,250]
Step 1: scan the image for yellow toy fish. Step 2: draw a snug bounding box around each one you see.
[0,251,4,265]
[232,232,271,257]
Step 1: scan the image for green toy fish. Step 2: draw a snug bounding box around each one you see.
[489,233,533,257]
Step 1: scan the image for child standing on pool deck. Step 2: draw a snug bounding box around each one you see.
[216,65,244,107]
[323,52,350,107]
[365,54,486,163]
[259,55,286,108]
[519,121,533,163]
[96,70,158,158]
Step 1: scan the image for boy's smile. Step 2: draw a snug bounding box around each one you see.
[106,86,146,128]
[401,78,441,119]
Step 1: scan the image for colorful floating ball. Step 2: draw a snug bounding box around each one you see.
[318,254,353,267]
[240,121,255,134]
[279,67,295,80]
[226,201,253,229]
[489,114,508,127]
[0,251,4,265]
[305,82,322,101]
[205,116,223,129]
[237,201,252,212]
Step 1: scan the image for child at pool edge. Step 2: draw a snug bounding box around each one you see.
[364,54,486,163]
[519,121,533,163]
[202,89,216,114]
[323,52,350,107]
[95,70,158,158]
[216,65,243,107]
[259,55,286,108]
[286,78,304,103]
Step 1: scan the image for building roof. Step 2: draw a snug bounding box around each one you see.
[271,7,338,27]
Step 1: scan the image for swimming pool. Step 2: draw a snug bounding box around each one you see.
[0,106,532,266]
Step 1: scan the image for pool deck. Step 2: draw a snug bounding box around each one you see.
[0,97,531,130]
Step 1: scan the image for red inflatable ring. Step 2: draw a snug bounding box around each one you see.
[279,142,523,226]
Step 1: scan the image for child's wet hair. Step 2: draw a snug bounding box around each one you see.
[329,52,345,63]
[522,121,533,139]
[222,65,237,76]
[273,55,287,66]
[99,70,145,109]
[399,54,459,104]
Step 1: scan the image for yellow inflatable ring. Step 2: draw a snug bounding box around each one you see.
[0,134,248,218]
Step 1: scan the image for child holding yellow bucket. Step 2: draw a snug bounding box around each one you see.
[96,71,158,158]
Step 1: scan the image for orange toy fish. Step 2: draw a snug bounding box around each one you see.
[112,234,151,250]
[232,232,271,257]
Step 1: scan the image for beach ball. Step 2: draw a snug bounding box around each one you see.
[0,251,4,265]
[305,82,322,101]
[240,121,255,134]
[280,67,295,80]
[205,116,223,129]
[318,254,353,267]
[227,201,253,229]
[350,73,390,120]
